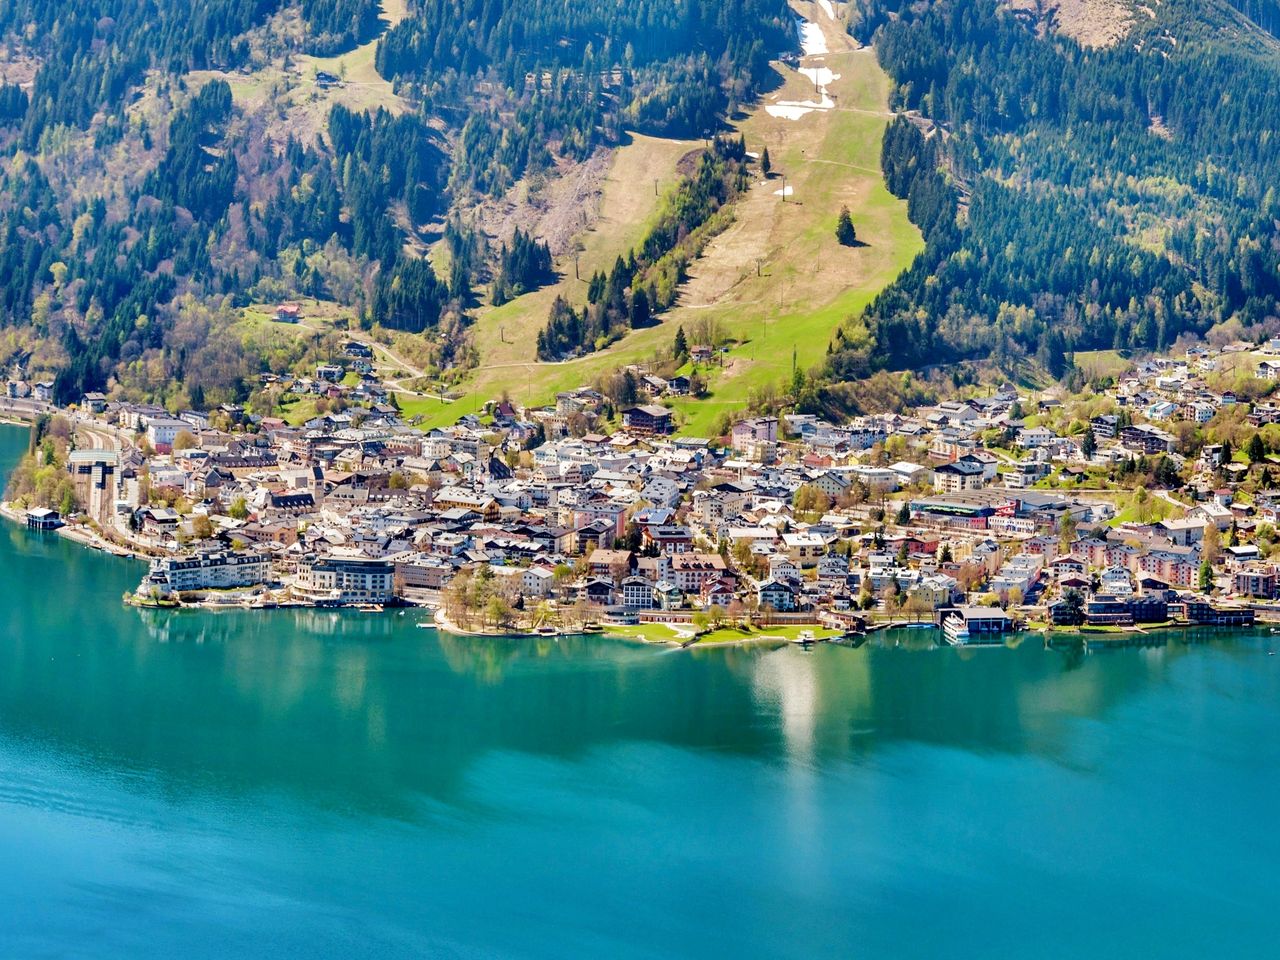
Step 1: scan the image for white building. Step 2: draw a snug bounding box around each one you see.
[138,549,268,597]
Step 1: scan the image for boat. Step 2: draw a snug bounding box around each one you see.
[534,625,559,637]
[581,622,604,634]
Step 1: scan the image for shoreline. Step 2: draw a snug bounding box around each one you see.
[0,500,143,560]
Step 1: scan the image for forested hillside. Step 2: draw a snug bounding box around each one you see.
[379,0,793,194]
[0,0,794,407]
[826,0,1280,393]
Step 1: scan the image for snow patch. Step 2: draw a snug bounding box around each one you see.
[798,66,839,88]
[773,185,794,197]
[769,16,838,120]
[797,18,828,56]
[766,103,817,120]
[818,0,836,20]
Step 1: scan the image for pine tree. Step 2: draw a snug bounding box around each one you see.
[1081,427,1097,459]
[673,325,689,361]
[835,205,856,246]
[1248,433,1267,463]
[760,146,771,176]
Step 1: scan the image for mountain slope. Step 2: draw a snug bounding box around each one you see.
[822,0,1280,407]
[0,0,795,406]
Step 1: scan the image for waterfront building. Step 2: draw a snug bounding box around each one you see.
[941,606,1015,645]
[296,555,395,605]
[138,549,269,597]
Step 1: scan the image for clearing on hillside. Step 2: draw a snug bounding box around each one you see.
[409,2,922,435]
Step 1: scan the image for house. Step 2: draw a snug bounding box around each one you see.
[1159,517,1205,547]
[25,507,62,530]
[909,574,958,610]
[622,405,675,436]
[275,302,303,323]
[641,524,693,555]
[700,577,737,608]
[757,578,799,612]
[781,531,827,567]
[142,417,186,454]
[581,577,616,606]
[588,548,633,581]
[1017,426,1055,447]
[81,392,108,414]
[653,580,683,610]
[520,566,555,598]
[1090,415,1119,439]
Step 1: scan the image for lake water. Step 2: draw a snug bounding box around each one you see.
[2,424,1279,958]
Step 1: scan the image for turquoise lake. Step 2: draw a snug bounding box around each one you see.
[2,424,1279,958]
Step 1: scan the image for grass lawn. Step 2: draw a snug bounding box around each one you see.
[693,624,841,644]
[1074,349,1132,380]
[603,623,690,643]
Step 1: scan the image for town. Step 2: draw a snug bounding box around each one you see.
[7,329,1280,645]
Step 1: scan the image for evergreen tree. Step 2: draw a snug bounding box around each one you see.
[835,205,856,246]
[673,325,689,361]
[1081,427,1097,459]
[761,146,771,176]
[1248,433,1268,463]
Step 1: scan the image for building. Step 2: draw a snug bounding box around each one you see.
[1120,424,1175,455]
[757,578,799,612]
[81,392,108,414]
[138,549,269,597]
[940,606,1014,644]
[622,405,675,436]
[25,508,62,530]
[670,553,728,592]
[933,460,986,494]
[1234,568,1278,599]
[731,417,778,451]
[781,532,827,567]
[1183,600,1255,627]
[145,418,189,453]
[66,450,119,522]
[622,575,656,609]
[296,555,395,605]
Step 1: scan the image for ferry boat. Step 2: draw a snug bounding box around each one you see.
[534,625,559,637]
[581,622,605,634]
